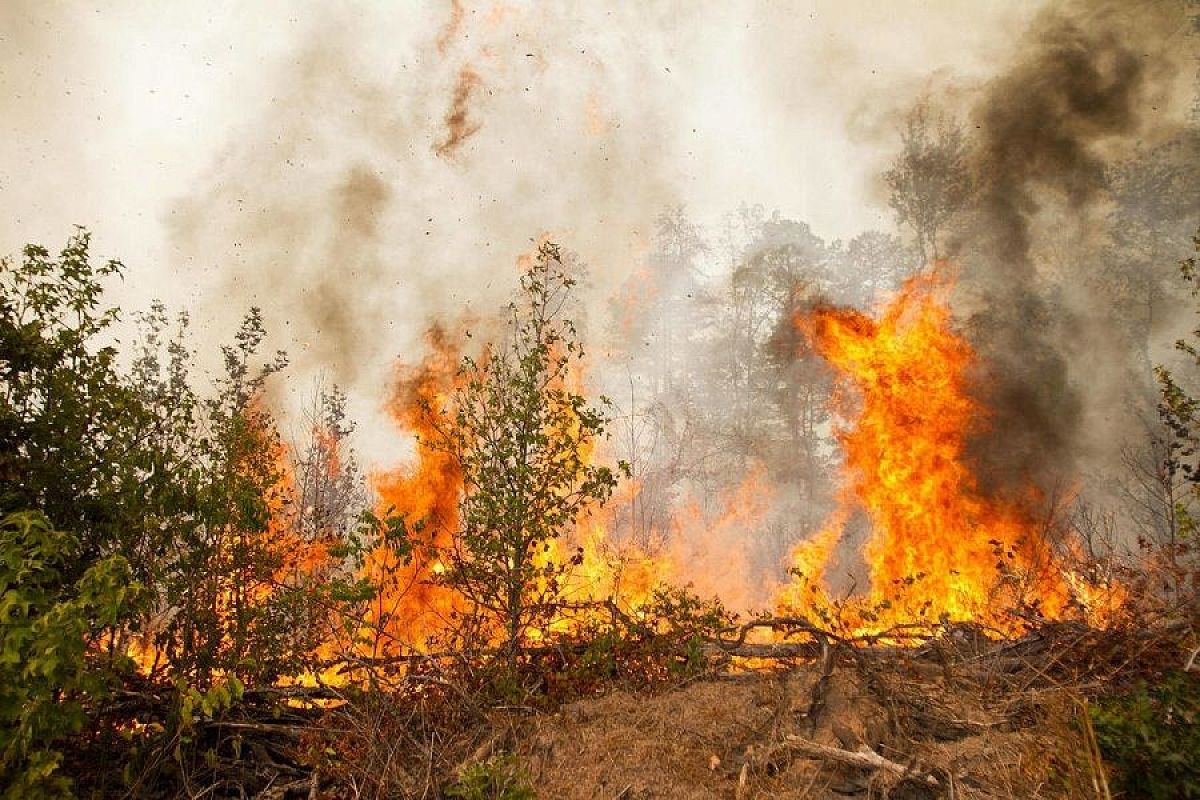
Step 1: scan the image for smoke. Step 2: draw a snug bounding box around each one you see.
[436,0,466,56]
[0,1,1055,475]
[953,0,1196,499]
[160,4,698,461]
[434,67,484,159]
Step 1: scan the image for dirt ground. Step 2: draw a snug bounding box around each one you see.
[516,662,1077,800]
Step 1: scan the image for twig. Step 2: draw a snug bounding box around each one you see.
[1076,699,1113,800]
[1184,644,1200,672]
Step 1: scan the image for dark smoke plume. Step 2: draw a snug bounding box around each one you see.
[955,0,1191,498]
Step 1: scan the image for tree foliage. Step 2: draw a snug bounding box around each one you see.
[0,512,139,799]
[883,103,972,264]
[0,232,156,583]
[1154,228,1200,554]
[425,242,624,656]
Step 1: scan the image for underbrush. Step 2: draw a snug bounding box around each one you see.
[446,754,535,800]
[1091,670,1200,799]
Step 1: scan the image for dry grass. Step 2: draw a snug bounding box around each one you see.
[267,615,1193,798]
[503,621,1188,799]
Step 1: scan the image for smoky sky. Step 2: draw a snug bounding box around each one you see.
[953,0,1195,499]
[1,0,1188,473]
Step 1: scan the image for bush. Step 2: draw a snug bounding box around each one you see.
[446,753,535,800]
[1,232,364,688]
[1090,670,1200,799]
[423,242,624,659]
[0,511,140,799]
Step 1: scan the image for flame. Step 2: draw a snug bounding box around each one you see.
[775,512,845,614]
[365,327,466,654]
[779,268,1072,634]
[114,394,344,679]
[561,487,664,612]
[112,258,1143,695]
[664,467,773,612]
[526,361,671,637]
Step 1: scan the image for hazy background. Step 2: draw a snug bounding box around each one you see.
[0,0,1048,466]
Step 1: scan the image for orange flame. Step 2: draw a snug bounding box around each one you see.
[665,467,773,612]
[780,269,1072,633]
[365,327,467,654]
[775,512,845,615]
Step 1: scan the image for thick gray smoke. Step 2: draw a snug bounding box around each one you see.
[953,0,1196,500]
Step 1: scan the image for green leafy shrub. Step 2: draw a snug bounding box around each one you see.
[2,232,368,689]
[1090,671,1200,800]
[0,511,140,799]
[446,753,535,800]
[426,242,624,662]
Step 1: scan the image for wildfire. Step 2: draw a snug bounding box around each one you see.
[361,333,759,651]
[774,512,845,614]
[665,467,773,612]
[778,268,1073,634]
[117,394,344,680]
[119,264,1128,684]
[365,327,467,654]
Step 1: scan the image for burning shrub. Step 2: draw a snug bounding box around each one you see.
[538,586,736,699]
[127,301,358,688]
[0,231,370,697]
[409,241,625,660]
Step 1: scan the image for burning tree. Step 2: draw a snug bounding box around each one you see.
[422,242,623,660]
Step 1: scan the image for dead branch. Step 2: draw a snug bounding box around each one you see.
[205,721,307,736]
[805,634,836,733]
[763,735,940,786]
[715,616,839,651]
[702,641,820,659]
